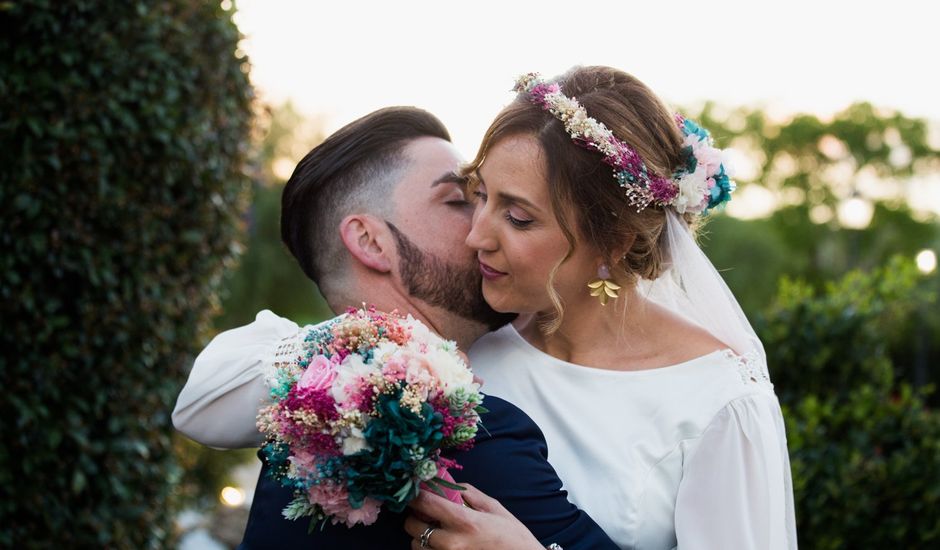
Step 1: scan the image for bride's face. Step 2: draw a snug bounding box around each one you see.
[465,134,599,314]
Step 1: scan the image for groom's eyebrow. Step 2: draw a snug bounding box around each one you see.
[430,171,467,188]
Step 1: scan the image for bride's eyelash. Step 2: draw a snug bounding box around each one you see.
[506,212,533,229]
[473,190,532,229]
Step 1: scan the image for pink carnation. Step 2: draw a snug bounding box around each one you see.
[289,449,318,478]
[309,482,382,527]
[381,357,408,383]
[308,482,352,520]
[342,497,382,527]
[405,355,434,387]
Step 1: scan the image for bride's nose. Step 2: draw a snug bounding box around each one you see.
[465,208,497,252]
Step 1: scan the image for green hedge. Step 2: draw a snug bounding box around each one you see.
[757,257,940,546]
[0,1,253,547]
[758,257,924,404]
[785,385,940,548]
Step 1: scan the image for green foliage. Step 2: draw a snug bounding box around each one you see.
[173,438,257,508]
[784,385,940,548]
[693,102,940,386]
[757,256,929,404]
[213,101,332,331]
[213,181,332,331]
[699,214,801,315]
[756,258,940,546]
[691,102,940,206]
[0,1,253,547]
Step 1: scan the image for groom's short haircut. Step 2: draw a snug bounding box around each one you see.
[281,107,451,290]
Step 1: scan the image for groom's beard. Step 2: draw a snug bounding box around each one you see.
[387,222,515,331]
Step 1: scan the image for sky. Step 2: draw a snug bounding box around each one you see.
[231,0,940,216]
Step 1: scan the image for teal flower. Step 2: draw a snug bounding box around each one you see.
[262,440,293,485]
[342,388,444,513]
[681,117,711,141]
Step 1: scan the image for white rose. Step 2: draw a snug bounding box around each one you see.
[674,164,710,214]
[330,353,380,405]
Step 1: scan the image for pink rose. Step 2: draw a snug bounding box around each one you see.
[298,354,337,391]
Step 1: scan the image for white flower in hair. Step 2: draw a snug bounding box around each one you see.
[674,164,710,214]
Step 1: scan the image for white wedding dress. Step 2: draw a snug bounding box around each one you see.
[469,324,797,550]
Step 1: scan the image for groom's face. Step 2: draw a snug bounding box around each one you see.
[392,137,475,269]
[388,137,509,326]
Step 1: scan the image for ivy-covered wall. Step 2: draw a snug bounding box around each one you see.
[0,1,254,546]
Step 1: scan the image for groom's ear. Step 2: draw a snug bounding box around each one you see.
[338,214,394,273]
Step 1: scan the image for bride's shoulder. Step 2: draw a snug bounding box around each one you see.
[648,305,773,394]
[647,302,728,363]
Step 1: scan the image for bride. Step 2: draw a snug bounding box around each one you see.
[403,66,796,549]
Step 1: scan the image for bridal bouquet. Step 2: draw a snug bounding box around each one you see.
[257,307,485,529]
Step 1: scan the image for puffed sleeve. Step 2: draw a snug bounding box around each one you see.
[172,310,300,449]
[674,391,798,550]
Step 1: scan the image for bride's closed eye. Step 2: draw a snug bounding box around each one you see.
[505,207,533,229]
[473,190,534,229]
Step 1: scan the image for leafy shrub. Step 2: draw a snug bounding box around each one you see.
[758,257,927,405]
[0,1,253,546]
[784,385,940,548]
[757,257,940,546]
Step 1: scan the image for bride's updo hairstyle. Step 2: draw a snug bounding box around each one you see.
[463,66,691,328]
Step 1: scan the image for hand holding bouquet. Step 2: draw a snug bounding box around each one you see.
[257,307,485,529]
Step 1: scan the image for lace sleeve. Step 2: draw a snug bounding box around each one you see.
[172,310,301,449]
[261,326,312,387]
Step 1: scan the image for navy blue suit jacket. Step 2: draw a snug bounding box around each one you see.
[239,395,617,549]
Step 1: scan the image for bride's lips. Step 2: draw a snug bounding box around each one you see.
[479,260,507,281]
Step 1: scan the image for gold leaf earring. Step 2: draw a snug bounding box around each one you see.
[587,264,620,306]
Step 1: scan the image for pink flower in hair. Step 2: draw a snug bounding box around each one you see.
[689,136,724,175]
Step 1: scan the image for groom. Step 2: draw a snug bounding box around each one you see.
[174,107,617,549]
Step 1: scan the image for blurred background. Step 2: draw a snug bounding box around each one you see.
[2,0,938,548]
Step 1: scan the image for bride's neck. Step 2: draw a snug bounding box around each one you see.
[516,286,651,365]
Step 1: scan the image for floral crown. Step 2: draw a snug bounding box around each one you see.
[513,72,735,214]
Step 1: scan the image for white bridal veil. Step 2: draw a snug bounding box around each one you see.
[638,209,771,382]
